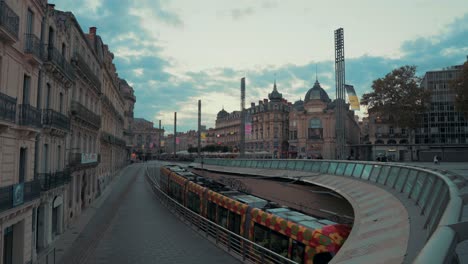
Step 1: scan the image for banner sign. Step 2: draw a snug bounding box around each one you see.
[345,84,360,110]
[12,183,24,207]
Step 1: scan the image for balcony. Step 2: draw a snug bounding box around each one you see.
[42,108,70,132]
[70,100,101,130]
[0,91,16,124]
[71,52,101,92]
[36,170,71,191]
[44,45,75,87]
[0,1,19,43]
[18,104,41,128]
[24,33,43,65]
[0,180,41,213]
[100,131,126,147]
[68,153,100,169]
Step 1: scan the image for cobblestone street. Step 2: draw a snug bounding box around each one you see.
[59,163,239,264]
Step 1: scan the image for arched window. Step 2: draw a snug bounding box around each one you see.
[375,139,384,144]
[387,139,397,145]
[137,135,143,146]
[399,139,408,144]
[308,118,322,139]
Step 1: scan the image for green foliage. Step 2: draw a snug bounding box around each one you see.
[452,61,468,117]
[361,65,431,128]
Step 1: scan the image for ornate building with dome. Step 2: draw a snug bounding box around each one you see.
[288,79,360,159]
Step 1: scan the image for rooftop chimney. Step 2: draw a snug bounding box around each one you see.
[263,98,268,103]
[251,102,255,107]
[48,4,55,10]
[89,27,97,35]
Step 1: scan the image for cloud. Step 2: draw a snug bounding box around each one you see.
[53,1,468,134]
[231,7,255,20]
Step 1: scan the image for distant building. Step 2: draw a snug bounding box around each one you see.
[363,57,468,161]
[288,79,360,159]
[130,118,164,160]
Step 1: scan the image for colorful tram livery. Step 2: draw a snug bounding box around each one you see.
[159,165,351,264]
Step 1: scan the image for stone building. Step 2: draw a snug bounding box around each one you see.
[0,1,46,263]
[288,79,360,159]
[130,118,163,160]
[247,81,291,158]
[120,78,136,160]
[214,109,241,149]
[34,5,75,256]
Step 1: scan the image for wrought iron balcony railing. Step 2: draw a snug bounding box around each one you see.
[24,33,43,60]
[68,152,100,168]
[44,45,75,81]
[72,52,101,91]
[0,1,19,40]
[36,170,71,191]
[70,100,101,129]
[0,180,40,213]
[0,91,16,123]
[19,104,41,128]
[100,131,127,147]
[42,108,70,131]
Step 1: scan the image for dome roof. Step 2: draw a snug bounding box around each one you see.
[217,108,229,119]
[304,80,330,103]
[292,99,304,111]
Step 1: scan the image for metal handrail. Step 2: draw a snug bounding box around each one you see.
[197,158,465,263]
[145,166,296,264]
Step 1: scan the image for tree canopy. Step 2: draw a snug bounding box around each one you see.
[452,61,468,117]
[360,65,431,128]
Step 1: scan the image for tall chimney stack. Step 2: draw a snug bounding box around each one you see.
[89,27,97,35]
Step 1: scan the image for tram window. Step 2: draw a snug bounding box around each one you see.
[207,202,217,222]
[187,191,200,214]
[270,230,289,257]
[253,223,270,248]
[228,212,241,235]
[291,240,305,264]
[218,207,229,228]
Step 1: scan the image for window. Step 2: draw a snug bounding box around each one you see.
[217,207,228,228]
[26,9,34,34]
[45,84,51,109]
[59,92,63,112]
[23,75,31,104]
[308,118,322,139]
[19,148,27,182]
[207,201,216,222]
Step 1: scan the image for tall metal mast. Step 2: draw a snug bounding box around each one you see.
[198,99,201,157]
[240,77,246,158]
[335,28,346,160]
[173,112,177,157]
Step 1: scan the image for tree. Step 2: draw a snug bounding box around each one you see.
[361,65,431,129]
[451,61,468,117]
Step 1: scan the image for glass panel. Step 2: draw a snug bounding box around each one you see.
[418,175,434,208]
[287,161,296,170]
[377,166,391,185]
[386,167,400,188]
[311,162,321,172]
[251,161,258,168]
[411,172,426,200]
[264,160,272,168]
[303,162,313,171]
[270,230,289,258]
[240,160,246,167]
[217,207,229,229]
[271,160,279,169]
[295,161,305,170]
[352,164,364,178]
[320,162,330,173]
[395,168,409,192]
[246,160,252,167]
[344,163,355,177]
[428,188,448,231]
[328,162,338,174]
[278,161,287,169]
[335,163,346,175]
[424,179,443,214]
[207,202,217,222]
[253,224,270,248]
[234,160,241,166]
[361,165,374,180]
[369,165,381,182]
[403,170,419,194]
[291,240,305,264]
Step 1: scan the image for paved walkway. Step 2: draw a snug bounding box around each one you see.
[40,163,239,264]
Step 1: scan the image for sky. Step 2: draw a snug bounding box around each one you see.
[53,0,468,134]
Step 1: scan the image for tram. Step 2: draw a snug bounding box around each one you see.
[159,165,351,264]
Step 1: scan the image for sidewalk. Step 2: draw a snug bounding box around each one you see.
[36,166,130,264]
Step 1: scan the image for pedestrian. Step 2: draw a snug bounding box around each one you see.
[433,155,439,165]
